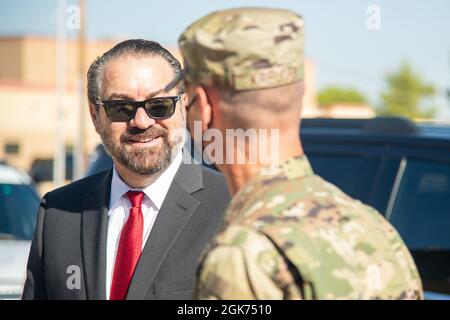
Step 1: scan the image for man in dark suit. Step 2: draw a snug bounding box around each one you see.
[22,39,230,300]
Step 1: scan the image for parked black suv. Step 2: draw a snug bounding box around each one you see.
[86,117,450,299]
[301,117,450,299]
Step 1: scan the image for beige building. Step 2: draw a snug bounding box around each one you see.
[306,103,375,118]
[319,103,375,118]
[0,36,116,174]
[0,36,321,183]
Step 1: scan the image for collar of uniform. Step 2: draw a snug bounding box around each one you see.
[223,155,314,223]
[249,155,314,185]
[108,150,183,212]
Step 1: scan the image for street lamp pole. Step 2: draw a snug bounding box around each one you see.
[54,0,67,188]
[74,0,87,180]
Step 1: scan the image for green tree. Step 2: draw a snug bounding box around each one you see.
[377,62,437,119]
[318,86,368,108]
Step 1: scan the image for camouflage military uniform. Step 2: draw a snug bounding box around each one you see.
[194,156,423,299]
[178,8,424,300]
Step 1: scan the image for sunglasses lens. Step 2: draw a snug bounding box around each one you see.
[102,97,177,121]
[145,98,175,119]
[105,101,135,121]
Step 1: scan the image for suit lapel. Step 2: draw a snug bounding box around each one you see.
[126,162,203,300]
[81,170,112,300]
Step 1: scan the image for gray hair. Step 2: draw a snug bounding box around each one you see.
[87,39,183,104]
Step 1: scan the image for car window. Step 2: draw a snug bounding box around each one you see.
[389,160,450,250]
[0,183,40,240]
[307,154,381,202]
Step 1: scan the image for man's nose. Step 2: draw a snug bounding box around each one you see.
[129,106,156,129]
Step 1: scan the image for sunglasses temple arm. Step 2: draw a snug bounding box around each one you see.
[164,70,184,93]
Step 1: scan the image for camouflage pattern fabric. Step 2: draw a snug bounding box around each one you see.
[194,156,424,300]
[178,7,304,90]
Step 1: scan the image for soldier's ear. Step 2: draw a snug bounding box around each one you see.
[195,86,213,132]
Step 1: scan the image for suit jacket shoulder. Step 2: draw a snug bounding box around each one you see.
[43,170,112,209]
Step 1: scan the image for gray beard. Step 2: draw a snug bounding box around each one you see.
[100,126,184,176]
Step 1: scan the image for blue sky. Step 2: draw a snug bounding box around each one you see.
[1,0,449,118]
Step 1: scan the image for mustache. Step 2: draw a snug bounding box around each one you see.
[121,126,168,142]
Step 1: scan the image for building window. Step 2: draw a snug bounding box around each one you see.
[4,143,20,155]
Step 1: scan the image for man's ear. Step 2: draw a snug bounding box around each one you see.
[181,91,189,107]
[88,102,101,134]
[194,86,213,132]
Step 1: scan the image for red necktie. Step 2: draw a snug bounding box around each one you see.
[109,191,144,300]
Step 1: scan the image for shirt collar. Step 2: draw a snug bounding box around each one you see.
[109,150,183,212]
[224,155,314,223]
[250,155,314,183]
[232,155,314,200]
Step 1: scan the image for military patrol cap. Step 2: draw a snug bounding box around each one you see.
[178,7,304,91]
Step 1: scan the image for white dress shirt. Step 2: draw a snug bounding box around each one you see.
[106,151,182,299]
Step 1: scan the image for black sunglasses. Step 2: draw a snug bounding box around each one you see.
[95,95,180,122]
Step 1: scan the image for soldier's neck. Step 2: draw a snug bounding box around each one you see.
[219,140,304,196]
